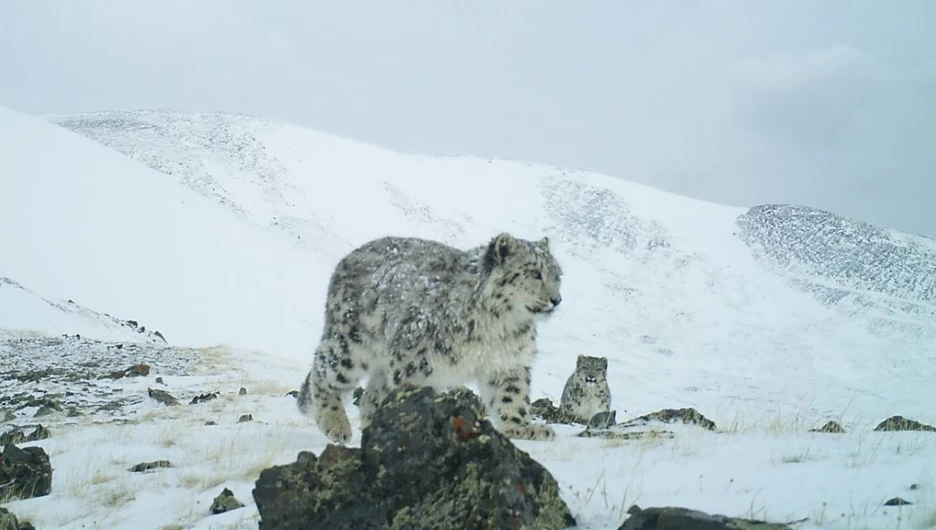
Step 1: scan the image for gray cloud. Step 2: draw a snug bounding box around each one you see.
[1,0,934,237]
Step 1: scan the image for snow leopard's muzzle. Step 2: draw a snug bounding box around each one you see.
[528,295,562,314]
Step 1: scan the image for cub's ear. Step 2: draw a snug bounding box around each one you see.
[484,232,518,271]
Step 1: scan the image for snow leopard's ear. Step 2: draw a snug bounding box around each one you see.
[484,232,519,272]
[538,236,550,248]
[576,354,585,367]
[600,357,608,370]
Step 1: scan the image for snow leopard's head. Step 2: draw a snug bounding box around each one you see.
[574,355,608,386]
[482,232,563,315]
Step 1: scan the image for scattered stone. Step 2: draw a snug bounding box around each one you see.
[125,363,151,377]
[190,392,219,405]
[147,388,179,406]
[155,376,165,385]
[66,407,82,417]
[810,421,845,433]
[0,429,25,447]
[587,410,617,429]
[211,487,246,514]
[33,405,58,418]
[285,390,299,398]
[0,507,22,530]
[129,460,171,473]
[351,386,364,406]
[530,397,576,424]
[883,497,912,506]
[26,425,50,442]
[0,443,53,501]
[154,330,166,342]
[238,414,253,423]
[205,421,218,426]
[620,407,717,431]
[874,416,936,432]
[1,410,14,422]
[253,385,575,530]
[619,504,793,530]
[238,387,247,396]
[910,483,919,490]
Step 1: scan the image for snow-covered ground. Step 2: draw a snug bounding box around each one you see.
[2,105,935,529]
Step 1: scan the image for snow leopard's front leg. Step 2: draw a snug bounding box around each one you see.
[480,365,555,441]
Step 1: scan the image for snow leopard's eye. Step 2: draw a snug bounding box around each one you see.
[532,271,543,280]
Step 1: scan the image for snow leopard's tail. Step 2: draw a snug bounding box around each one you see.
[296,370,315,416]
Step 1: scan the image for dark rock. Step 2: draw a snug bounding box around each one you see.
[129,460,171,473]
[0,444,53,501]
[205,421,218,426]
[874,416,936,432]
[253,385,575,530]
[154,330,166,342]
[620,408,717,431]
[190,392,219,405]
[211,487,245,514]
[0,507,21,530]
[619,504,793,529]
[66,407,82,417]
[883,497,912,506]
[125,363,151,377]
[910,483,919,490]
[155,377,165,385]
[810,421,845,433]
[1,410,14,422]
[147,388,179,406]
[26,425,50,442]
[238,414,253,423]
[530,397,575,424]
[0,429,25,447]
[351,386,364,406]
[285,390,299,398]
[19,523,35,530]
[587,410,617,429]
[238,387,247,396]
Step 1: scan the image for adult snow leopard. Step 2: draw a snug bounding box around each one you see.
[297,232,563,443]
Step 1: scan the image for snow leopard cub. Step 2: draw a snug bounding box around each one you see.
[559,355,611,423]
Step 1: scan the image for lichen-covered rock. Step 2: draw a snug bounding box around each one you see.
[0,507,20,530]
[210,487,245,514]
[530,397,576,424]
[810,421,845,433]
[253,385,575,530]
[873,416,936,432]
[0,443,53,501]
[619,505,793,529]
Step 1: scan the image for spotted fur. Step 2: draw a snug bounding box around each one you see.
[297,232,563,443]
[559,355,611,423]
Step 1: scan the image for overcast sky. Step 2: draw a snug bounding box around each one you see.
[2,1,934,237]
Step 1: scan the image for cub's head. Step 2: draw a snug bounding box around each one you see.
[482,232,563,314]
[574,355,608,385]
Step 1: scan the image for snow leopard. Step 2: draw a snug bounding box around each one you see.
[297,232,564,443]
[559,355,611,423]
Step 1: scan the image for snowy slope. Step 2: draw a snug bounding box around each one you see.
[1,106,331,355]
[44,109,936,424]
[1,107,935,529]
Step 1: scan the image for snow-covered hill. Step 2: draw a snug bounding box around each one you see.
[2,106,935,529]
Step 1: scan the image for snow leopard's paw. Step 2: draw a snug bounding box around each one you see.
[502,423,555,441]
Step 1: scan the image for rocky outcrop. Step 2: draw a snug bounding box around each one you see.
[810,421,845,433]
[211,487,245,514]
[619,505,793,529]
[253,385,575,530]
[873,416,936,432]
[620,407,717,431]
[0,443,53,501]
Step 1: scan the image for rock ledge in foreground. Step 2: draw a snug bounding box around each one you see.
[253,385,575,530]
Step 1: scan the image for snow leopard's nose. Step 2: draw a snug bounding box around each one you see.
[550,295,562,307]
